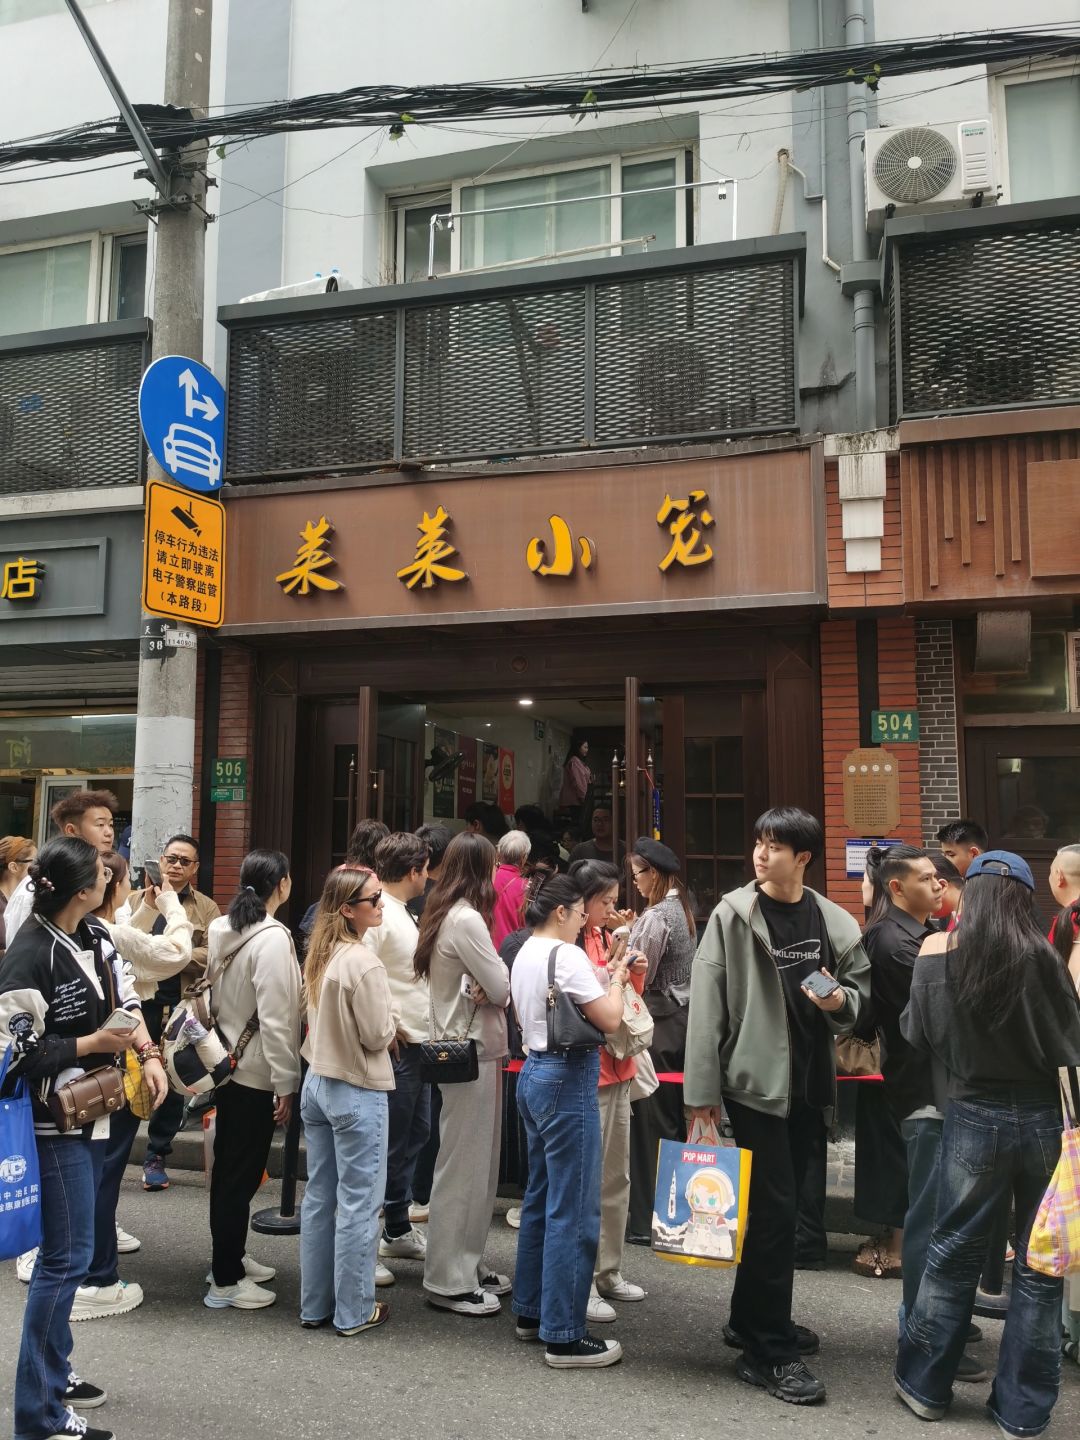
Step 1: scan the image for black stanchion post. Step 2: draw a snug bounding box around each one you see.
[251,1063,304,1237]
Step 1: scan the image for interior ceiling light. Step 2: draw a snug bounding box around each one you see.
[518,698,534,707]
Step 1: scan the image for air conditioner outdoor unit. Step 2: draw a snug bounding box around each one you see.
[865,119,998,230]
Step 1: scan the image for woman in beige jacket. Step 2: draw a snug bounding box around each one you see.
[299,864,397,1336]
[414,832,511,1316]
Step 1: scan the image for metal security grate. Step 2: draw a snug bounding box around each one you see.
[594,260,796,442]
[403,286,586,459]
[226,310,397,475]
[0,323,147,495]
[222,241,801,480]
[894,216,1080,419]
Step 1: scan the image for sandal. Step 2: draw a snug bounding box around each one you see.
[852,1243,902,1279]
[336,1300,390,1337]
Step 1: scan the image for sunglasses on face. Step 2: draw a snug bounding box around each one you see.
[347,889,383,909]
[162,854,196,868]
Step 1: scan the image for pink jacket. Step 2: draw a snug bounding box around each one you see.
[492,863,528,950]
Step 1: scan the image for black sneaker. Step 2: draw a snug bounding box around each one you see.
[63,1374,107,1410]
[967,1322,984,1345]
[545,1334,623,1369]
[516,1316,542,1342]
[724,1322,820,1357]
[46,1408,114,1439]
[735,1355,826,1404]
[956,1351,990,1383]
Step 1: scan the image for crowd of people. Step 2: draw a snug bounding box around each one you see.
[2,785,1079,1439]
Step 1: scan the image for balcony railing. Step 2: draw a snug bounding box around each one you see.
[219,237,803,481]
[889,198,1080,422]
[0,319,149,496]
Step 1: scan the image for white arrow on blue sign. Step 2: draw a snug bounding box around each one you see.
[138,354,226,494]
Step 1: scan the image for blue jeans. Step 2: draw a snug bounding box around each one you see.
[15,1135,106,1440]
[896,1099,1064,1437]
[300,1072,388,1330]
[87,1102,141,1286]
[900,1114,944,1329]
[512,1048,601,1344]
[382,1044,430,1236]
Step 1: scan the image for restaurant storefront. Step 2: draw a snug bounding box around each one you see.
[214,441,828,913]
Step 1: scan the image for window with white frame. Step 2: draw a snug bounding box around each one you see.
[0,231,148,337]
[996,65,1080,205]
[389,149,688,282]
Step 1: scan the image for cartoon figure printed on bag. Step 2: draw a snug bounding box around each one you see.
[653,1158,738,1259]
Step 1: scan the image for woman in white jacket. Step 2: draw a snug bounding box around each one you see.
[413,832,511,1317]
[204,850,302,1312]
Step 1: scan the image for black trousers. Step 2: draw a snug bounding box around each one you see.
[725,1097,825,1366]
[794,1114,828,1266]
[210,1082,276,1286]
[141,998,186,1161]
[627,1001,687,1235]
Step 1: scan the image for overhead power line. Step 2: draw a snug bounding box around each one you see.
[1,29,1078,173]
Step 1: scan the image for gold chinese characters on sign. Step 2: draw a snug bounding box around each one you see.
[0,556,43,601]
[527,515,595,577]
[396,507,466,590]
[656,490,715,571]
[276,516,342,596]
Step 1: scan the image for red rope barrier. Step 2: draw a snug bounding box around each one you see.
[503,1058,882,1082]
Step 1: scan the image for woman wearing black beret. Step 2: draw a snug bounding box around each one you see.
[625,838,697,1242]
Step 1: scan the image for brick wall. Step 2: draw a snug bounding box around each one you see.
[825,454,904,611]
[820,617,924,919]
[915,618,961,848]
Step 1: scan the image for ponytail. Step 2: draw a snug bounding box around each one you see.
[227,849,290,932]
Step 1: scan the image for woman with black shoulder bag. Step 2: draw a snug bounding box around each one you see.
[510,872,631,1369]
[0,836,167,1440]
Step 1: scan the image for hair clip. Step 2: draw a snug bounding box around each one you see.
[31,873,55,894]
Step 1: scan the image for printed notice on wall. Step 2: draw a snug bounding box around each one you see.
[842,747,901,835]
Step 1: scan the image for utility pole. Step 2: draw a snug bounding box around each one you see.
[67,0,214,866]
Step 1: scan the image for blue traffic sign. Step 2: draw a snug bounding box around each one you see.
[138,355,226,493]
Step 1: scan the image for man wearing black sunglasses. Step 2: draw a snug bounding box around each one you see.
[128,832,220,1192]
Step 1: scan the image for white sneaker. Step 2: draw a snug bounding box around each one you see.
[379,1227,427,1260]
[16,1248,37,1284]
[426,1288,501,1316]
[203,1276,276,1310]
[375,1262,396,1287]
[505,1206,522,1230]
[205,1254,277,1285]
[588,1292,617,1324]
[408,1202,429,1224]
[71,1280,144,1321]
[46,1406,114,1438]
[596,1275,646,1302]
[114,1224,140,1255]
[479,1270,512,1296]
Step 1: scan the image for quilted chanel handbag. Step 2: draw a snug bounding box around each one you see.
[419,997,479,1085]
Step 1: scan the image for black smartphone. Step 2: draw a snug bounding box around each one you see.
[143,860,162,887]
[802,970,840,1000]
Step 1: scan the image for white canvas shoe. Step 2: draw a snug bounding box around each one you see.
[375,1263,396,1287]
[114,1224,140,1255]
[379,1227,426,1260]
[16,1248,37,1284]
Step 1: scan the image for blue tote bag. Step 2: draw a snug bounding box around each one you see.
[0,1043,42,1261]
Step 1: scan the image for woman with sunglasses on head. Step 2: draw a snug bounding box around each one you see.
[414,831,511,1317]
[625,838,697,1241]
[894,852,1080,1438]
[299,865,396,1336]
[511,872,631,1367]
[0,835,36,957]
[204,850,301,1312]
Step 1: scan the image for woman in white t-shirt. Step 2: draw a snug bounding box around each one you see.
[510,873,630,1369]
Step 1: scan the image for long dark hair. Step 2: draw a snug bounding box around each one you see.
[28,836,100,918]
[413,832,496,980]
[568,858,620,903]
[1052,844,1080,969]
[227,849,290,932]
[525,873,583,929]
[864,843,926,929]
[947,873,1073,1029]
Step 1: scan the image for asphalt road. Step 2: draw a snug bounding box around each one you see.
[2,1168,1077,1440]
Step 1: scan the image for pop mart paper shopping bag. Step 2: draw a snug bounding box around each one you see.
[651,1133,751,1268]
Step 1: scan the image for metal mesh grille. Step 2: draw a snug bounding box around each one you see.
[226,311,397,475]
[403,287,586,459]
[0,332,145,495]
[594,260,796,441]
[896,220,1080,418]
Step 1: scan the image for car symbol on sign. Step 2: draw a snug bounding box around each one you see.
[162,423,221,487]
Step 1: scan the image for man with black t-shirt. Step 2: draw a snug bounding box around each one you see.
[686,807,870,1405]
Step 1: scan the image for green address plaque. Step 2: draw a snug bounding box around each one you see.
[871,709,920,743]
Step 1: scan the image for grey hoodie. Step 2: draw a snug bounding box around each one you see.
[208,914,302,1096]
[685,881,870,1118]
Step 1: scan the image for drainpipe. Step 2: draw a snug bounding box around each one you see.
[843,0,878,431]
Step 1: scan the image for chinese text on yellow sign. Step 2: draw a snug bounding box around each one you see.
[143,479,226,628]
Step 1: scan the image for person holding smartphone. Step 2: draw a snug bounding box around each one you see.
[685,807,869,1406]
[0,836,167,1440]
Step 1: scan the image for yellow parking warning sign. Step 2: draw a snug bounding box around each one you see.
[143,478,226,628]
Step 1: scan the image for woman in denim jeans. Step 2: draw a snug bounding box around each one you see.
[510,873,631,1368]
[894,851,1080,1438]
[299,865,396,1336]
